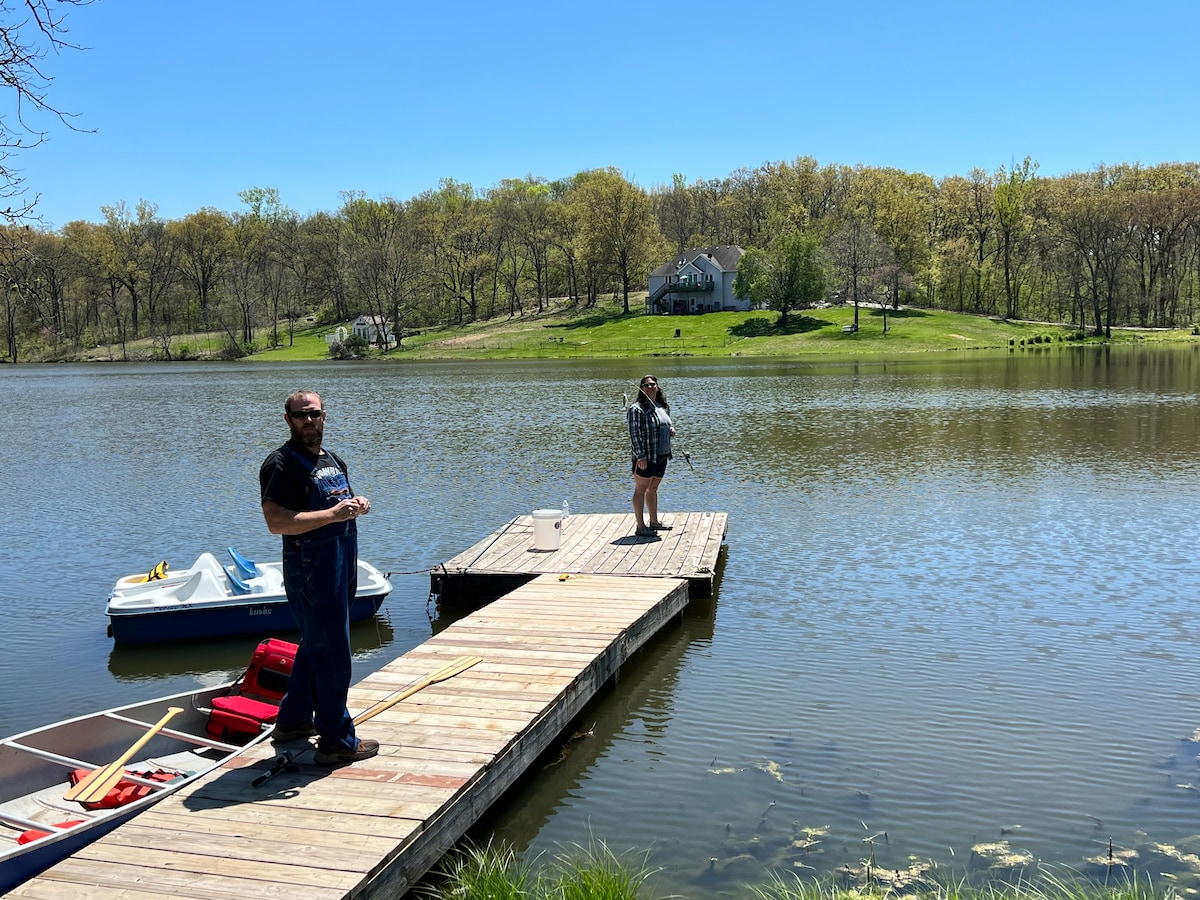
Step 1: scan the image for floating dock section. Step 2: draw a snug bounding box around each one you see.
[432,511,727,604]
[14,572,696,898]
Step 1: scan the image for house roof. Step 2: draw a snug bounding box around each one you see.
[650,245,745,277]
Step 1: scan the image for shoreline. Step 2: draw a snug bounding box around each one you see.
[6,302,1196,366]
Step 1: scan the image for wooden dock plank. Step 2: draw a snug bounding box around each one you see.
[13,573,692,899]
[431,511,726,603]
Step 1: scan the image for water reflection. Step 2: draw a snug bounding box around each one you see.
[465,591,719,847]
[106,614,396,682]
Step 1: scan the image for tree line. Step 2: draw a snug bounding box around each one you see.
[2,156,1199,362]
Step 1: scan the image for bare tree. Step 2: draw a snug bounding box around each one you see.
[0,0,92,219]
[828,214,883,331]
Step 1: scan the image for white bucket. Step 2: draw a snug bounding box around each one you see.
[531,508,563,551]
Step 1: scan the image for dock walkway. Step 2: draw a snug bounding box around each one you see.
[432,511,727,604]
[14,573,693,899]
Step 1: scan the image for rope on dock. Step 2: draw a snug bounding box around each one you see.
[384,565,437,577]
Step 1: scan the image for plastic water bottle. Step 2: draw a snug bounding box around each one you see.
[562,500,570,520]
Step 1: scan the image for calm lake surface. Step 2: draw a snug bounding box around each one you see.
[4,347,1200,896]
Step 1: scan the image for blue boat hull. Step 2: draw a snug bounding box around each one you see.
[108,592,387,644]
[2,802,144,895]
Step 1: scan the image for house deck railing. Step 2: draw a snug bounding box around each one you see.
[649,279,715,301]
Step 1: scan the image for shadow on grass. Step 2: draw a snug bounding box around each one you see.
[868,307,928,319]
[729,315,833,337]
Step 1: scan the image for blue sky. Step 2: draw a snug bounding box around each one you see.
[11,0,1200,229]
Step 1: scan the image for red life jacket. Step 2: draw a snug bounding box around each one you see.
[67,767,183,811]
[17,819,86,844]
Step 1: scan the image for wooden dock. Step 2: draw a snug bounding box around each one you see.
[13,573,693,898]
[432,511,727,604]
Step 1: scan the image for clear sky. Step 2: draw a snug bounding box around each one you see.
[10,0,1200,229]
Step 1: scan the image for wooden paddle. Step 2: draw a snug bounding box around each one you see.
[353,655,482,725]
[64,706,184,805]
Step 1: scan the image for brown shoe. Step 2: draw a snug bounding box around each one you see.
[314,738,380,765]
[271,722,316,743]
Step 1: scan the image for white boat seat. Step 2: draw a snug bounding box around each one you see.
[174,569,205,602]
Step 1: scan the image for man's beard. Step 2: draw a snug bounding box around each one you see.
[289,420,323,449]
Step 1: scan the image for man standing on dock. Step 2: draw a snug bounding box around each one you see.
[259,389,379,765]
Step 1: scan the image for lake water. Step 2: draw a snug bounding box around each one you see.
[4,347,1200,896]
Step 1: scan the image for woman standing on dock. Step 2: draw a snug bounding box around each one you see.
[628,374,675,538]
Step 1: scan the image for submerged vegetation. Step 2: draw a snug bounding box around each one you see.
[752,870,1180,900]
[415,839,1190,900]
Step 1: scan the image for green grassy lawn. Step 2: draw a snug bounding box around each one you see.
[248,325,334,361]
[252,296,1195,364]
[68,296,1194,364]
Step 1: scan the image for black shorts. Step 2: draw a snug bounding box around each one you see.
[633,455,669,478]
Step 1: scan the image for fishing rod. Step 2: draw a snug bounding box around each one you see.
[252,745,312,787]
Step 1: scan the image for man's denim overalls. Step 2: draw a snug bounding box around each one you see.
[276,445,359,751]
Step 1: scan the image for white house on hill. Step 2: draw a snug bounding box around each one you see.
[647,245,747,314]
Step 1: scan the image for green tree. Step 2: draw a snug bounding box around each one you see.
[720,166,770,247]
[933,169,999,314]
[169,208,230,327]
[1121,165,1200,327]
[63,218,132,358]
[572,169,661,314]
[1052,169,1135,337]
[217,189,276,351]
[657,173,696,254]
[762,156,842,236]
[0,223,33,360]
[422,179,493,323]
[547,175,583,304]
[99,199,178,336]
[238,188,299,348]
[296,210,352,322]
[341,193,426,348]
[733,229,826,326]
[865,168,935,309]
[493,177,556,312]
[994,157,1038,320]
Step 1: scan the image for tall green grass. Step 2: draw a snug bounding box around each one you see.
[416,838,663,900]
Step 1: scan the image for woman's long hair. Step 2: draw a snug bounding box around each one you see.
[636,376,669,413]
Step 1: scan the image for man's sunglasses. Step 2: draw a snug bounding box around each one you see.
[289,409,324,420]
